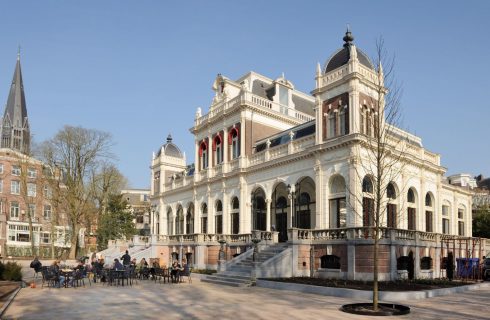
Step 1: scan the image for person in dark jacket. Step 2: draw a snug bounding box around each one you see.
[113,258,124,271]
[121,250,131,266]
[30,256,42,278]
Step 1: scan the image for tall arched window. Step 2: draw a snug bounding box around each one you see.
[229,127,240,160]
[199,141,208,170]
[407,188,416,230]
[176,205,184,234]
[425,193,433,232]
[329,175,346,228]
[293,177,315,229]
[252,188,266,231]
[201,203,208,234]
[213,135,223,165]
[186,203,194,234]
[362,176,374,227]
[215,200,223,234]
[328,110,337,138]
[231,197,240,234]
[339,106,349,135]
[166,207,173,235]
[387,182,397,228]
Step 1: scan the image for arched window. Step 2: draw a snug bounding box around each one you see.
[199,141,208,170]
[229,127,240,159]
[293,177,315,229]
[407,188,416,230]
[339,106,349,135]
[362,176,373,193]
[425,193,433,232]
[387,182,397,228]
[231,197,239,234]
[215,200,223,234]
[201,203,208,234]
[176,205,184,234]
[186,203,194,234]
[362,176,374,227]
[252,189,266,231]
[166,207,172,235]
[328,110,337,138]
[213,135,223,165]
[329,175,346,228]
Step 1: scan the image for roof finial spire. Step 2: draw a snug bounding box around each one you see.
[167,134,173,143]
[343,24,354,48]
[17,45,21,61]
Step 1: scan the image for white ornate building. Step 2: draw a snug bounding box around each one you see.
[139,31,487,281]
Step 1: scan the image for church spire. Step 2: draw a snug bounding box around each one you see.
[1,51,30,154]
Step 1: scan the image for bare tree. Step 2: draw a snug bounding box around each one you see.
[349,37,407,311]
[89,162,128,233]
[40,125,114,259]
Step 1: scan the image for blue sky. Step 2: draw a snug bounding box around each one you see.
[0,1,489,188]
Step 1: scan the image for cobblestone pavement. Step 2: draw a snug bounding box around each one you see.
[3,273,490,319]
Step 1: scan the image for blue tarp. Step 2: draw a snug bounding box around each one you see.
[456,258,480,277]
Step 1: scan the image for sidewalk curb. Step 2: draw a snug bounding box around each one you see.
[0,287,21,318]
[256,280,490,301]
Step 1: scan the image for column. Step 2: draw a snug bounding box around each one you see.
[195,140,200,173]
[183,210,187,234]
[315,97,323,145]
[222,191,229,234]
[314,163,323,229]
[223,127,228,163]
[266,198,271,231]
[195,199,201,234]
[208,136,213,169]
[208,193,214,234]
[240,119,245,157]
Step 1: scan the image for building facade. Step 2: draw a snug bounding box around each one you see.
[0,54,70,257]
[121,189,151,236]
[142,31,487,280]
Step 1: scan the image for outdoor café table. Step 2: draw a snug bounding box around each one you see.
[111,270,126,286]
[61,269,74,288]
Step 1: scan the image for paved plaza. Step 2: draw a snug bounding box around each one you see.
[3,272,490,320]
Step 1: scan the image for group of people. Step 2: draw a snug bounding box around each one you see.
[30,250,191,286]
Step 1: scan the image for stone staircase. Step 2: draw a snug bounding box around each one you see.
[202,243,289,287]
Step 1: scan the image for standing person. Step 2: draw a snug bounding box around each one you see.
[121,250,131,266]
[30,256,42,278]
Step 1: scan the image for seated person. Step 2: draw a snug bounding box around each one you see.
[113,258,124,271]
[50,260,65,288]
[170,261,182,283]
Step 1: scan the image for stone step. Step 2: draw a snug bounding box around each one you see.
[205,275,249,283]
[214,272,251,279]
[201,278,249,287]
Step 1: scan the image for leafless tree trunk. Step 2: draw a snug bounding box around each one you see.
[348,37,406,311]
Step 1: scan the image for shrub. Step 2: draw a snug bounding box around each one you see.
[3,262,23,281]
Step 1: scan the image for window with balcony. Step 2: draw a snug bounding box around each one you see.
[229,127,240,160]
[199,141,208,170]
[11,180,20,195]
[214,135,223,165]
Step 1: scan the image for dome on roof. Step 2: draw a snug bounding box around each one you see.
[156,134,184,158]
[324,29,374,74]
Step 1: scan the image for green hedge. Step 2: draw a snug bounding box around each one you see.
[0,262,22,281]
[5,246,67,259]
